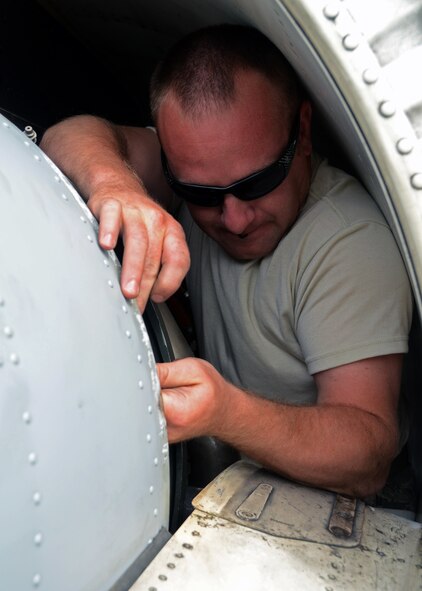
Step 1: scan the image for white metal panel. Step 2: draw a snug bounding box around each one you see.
[0,115,169,591]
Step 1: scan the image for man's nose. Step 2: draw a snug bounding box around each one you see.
[220,194,255,234]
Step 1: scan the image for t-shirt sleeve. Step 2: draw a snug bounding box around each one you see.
[294,220,413,375]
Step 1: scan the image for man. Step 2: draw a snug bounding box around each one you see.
[41,25,412,497]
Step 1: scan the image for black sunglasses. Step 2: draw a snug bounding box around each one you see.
[161,114,300,207]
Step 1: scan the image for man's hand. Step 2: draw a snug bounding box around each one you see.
[156,358,231,442]
[89,182,190,312]
[41,116,190,311]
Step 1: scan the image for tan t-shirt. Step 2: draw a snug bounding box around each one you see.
[179,158,412,405]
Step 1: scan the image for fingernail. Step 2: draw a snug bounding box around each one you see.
[125,280,137,295]
[102,233,113,247]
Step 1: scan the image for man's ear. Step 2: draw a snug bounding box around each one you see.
[298,100,313,157]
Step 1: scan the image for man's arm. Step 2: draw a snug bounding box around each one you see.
[157,353,402,497]
[41,115,190,311]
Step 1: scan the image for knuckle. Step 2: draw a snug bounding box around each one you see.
[149,208,166,228]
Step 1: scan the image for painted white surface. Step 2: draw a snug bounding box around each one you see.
[0,116,169,591]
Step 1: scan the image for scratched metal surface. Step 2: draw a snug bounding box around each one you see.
[134,462,422,591]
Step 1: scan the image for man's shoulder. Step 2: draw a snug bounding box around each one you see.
[305,157,386,229]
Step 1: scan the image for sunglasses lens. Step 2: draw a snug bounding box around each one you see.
[173,184,224,207]
[233,165,288,200]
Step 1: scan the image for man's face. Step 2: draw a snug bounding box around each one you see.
[157,70,312,260]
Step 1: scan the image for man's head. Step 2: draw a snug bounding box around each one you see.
[151,25,313,260]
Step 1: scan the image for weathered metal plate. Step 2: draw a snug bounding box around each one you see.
[134,501,422,591]
[193,462,365,547]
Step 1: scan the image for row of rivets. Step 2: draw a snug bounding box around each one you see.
[323,4,422,190]
[149,547,188,587]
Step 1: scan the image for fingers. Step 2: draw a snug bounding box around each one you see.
[120,205,151,301]
[150,226,190,302]
[88,191,190,310]
[156,359,194,388]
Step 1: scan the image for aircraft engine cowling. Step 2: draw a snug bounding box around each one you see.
[0,115,170,591]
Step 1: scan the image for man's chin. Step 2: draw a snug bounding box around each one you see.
[219,238,277,261]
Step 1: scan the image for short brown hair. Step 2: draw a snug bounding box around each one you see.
[150,25,303,123]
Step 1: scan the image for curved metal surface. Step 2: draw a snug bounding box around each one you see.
[0,115,169,590]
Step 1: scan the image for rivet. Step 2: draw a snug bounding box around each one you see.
[22,411,32,424]
[32,573,41,587]
[137,354,143,363]
[10,353,20,364]
[192,531,200,537]
[154,508,158,517]
[34,532,43,546]
[154,457,158,466]
[61,193,68,201]
[33,491,42,505]
[34,154,41,161]
[174,553,184,559]
[411,173,422,190]
[87,235,93,243]
[158,574,167,581]
[108,280,114,288]
[28,452,37,465]
[24,140,30,146]
[80,216,87,223]
[148,405,153,414]
[122,305,128,314]
[2,121,10,128]
[0,357,4,367]
[149,485,154,494]
[147,434,152,443]
[148,587,157,591]
[343,33,361,51]
[323,2,341,20]
[362,68,379,85]
[148,538,153,545]
[182,543,193,550]
[4,326,13,338]
[138,380,144,389]
[167,563,176,570]
[54,175,61,182]
[397,138,414,155]
[103,259,109,267]
[379,100,396,118]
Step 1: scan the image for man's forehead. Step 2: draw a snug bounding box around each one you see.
[159,70,289,122]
